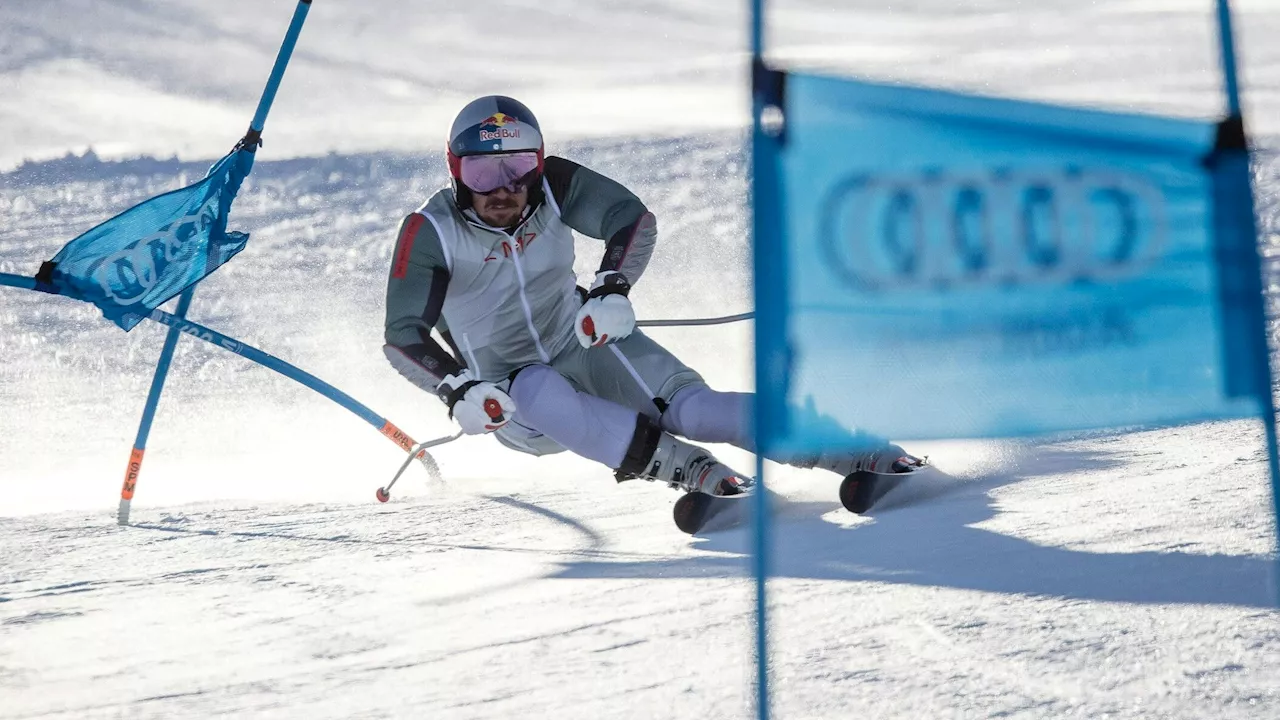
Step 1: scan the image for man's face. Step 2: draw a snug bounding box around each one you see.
[472,186,528,229]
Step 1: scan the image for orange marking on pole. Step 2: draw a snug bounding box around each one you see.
[121,448,145,500]
[380,421,416,451]
[382,421,430,459]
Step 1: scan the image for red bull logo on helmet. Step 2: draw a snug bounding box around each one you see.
[479,112,521,141]
[480,113,515,127]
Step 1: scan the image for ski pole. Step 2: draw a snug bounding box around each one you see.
[377,432,463,502]
[637,311,753,328]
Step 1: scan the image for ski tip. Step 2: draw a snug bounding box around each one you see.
[673,491,715,534]
[673,490,756,535]
[840,468,916,514]
[839,470,879,514]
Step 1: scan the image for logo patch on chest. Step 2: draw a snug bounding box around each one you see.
[485,231,539,261]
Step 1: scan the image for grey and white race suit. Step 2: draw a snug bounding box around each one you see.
[383,156,705,458]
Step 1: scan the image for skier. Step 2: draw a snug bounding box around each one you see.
[383,95,921,503]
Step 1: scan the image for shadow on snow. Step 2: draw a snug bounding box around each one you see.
[552,446,1278,609]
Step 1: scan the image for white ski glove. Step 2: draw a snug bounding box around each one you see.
[436,370,516,435]
[575,271,636,348]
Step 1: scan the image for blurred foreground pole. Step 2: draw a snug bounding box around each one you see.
[1214,0,1280,602]
[749,0,776,718]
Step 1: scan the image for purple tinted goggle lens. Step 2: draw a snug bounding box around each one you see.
[460,152,540,194]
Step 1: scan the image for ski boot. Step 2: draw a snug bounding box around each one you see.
[631,433,753,497]
[790,443,927,514]
[792,443,925,477]
[613,420,755,534]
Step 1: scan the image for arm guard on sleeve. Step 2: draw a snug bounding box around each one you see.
[599,211,656,283]
[383,339,462,394]
[544,156,657,286]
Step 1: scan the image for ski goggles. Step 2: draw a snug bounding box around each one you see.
[459,151,541,194]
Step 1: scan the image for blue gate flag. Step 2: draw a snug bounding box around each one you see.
[754,72,1269,451]
[39,148,255,331]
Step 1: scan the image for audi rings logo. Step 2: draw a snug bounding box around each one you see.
[818,166,1168,292]
[87,191,224,305]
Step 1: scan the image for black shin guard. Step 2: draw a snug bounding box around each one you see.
[614,414,663,482]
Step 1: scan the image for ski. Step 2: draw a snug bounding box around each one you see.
[674,458,931,532]
[839,459,930,514]
[672,491,752,534]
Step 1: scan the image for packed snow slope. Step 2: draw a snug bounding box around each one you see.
[4,0,1280,169]
[3,2,1280,719]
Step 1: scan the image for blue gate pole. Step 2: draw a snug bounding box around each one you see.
[246,0,312,140]
[1215,0,1280,600]
[749,1,772,719]
[117,288,195,525]
[117,0,312,522]
[1217,0,1243,118]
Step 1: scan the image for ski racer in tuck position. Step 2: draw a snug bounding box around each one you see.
[383,95,922,506]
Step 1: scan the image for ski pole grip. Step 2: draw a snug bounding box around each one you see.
[483,397,505,423]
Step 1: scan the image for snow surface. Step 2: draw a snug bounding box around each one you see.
[5,0,1280,170]
[2,1,1280,718]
